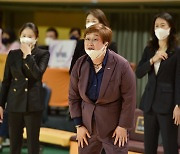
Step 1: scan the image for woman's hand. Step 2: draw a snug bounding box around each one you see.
[112,126,127,147]
[20,43,32,59]
[151,50,168,64]
[76,126,91,148]
[173,105,180,125]
[0,107,3,123]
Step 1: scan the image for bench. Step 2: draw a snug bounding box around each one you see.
[23,127,76,147]
[129,109,180,153]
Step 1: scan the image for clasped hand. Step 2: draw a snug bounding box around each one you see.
[152,50,168,63]
[20,43,32,59]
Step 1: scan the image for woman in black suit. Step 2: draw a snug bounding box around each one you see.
[0,22,50,154]
[136,12,180,154]
[69,9,117,73]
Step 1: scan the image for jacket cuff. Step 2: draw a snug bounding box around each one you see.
[73,117,82,126]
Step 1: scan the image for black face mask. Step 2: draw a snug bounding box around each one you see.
[70,35,78,41]
[2,38,10,45]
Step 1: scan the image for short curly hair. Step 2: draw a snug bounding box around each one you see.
[84,23,112,44]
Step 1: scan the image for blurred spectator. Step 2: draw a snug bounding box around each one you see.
[45,27,58,46]
[69,27,81,41]
[39,27,58,51]
[69,9,118,73]
[0,29,20,54]
[0,28,4,51]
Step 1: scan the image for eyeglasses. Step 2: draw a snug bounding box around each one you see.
[84,38,99,44]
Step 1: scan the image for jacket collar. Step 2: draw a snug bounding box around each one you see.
[79,49,116,104]
[97,50,116,103]
[156,48,175,76]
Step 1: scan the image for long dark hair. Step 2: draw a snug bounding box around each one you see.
[19,22,39,38]
[148,12,177,51]
[86,9,110,27]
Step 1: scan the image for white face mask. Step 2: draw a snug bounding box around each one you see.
[45,37,54,46]
[86,22,96,29]
[155,28,170,40]
[85,43,108,60]
[20,37,36,45]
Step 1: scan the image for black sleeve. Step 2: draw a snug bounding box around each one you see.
[135,46,152,78]
[22,50,50,80]
[0,52,12,108]
[69,39,85,74]
[109,41,118,53]
[175,47,180,106]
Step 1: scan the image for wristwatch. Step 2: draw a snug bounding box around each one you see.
[75,125,82,129]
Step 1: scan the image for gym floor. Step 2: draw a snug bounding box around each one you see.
[1,145,69,154]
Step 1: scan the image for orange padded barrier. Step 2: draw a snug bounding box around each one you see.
[23,127,76,147]
[42,67,70,107]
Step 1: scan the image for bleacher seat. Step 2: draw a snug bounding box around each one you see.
[129,109,180,154]
[23,127,76,147]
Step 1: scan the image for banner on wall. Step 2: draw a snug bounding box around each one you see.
[48,40,76,69]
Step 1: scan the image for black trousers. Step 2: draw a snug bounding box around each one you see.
[144,112,178,154]
[8,111,42,154]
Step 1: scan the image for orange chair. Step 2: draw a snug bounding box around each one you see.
[0,54,7,81]
[42,67,70,108]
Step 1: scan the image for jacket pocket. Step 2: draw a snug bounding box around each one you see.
[161,87,173,93]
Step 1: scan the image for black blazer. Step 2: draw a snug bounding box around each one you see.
[69,39,118,73]
[0,46,50,112]
[136,46,180,114]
